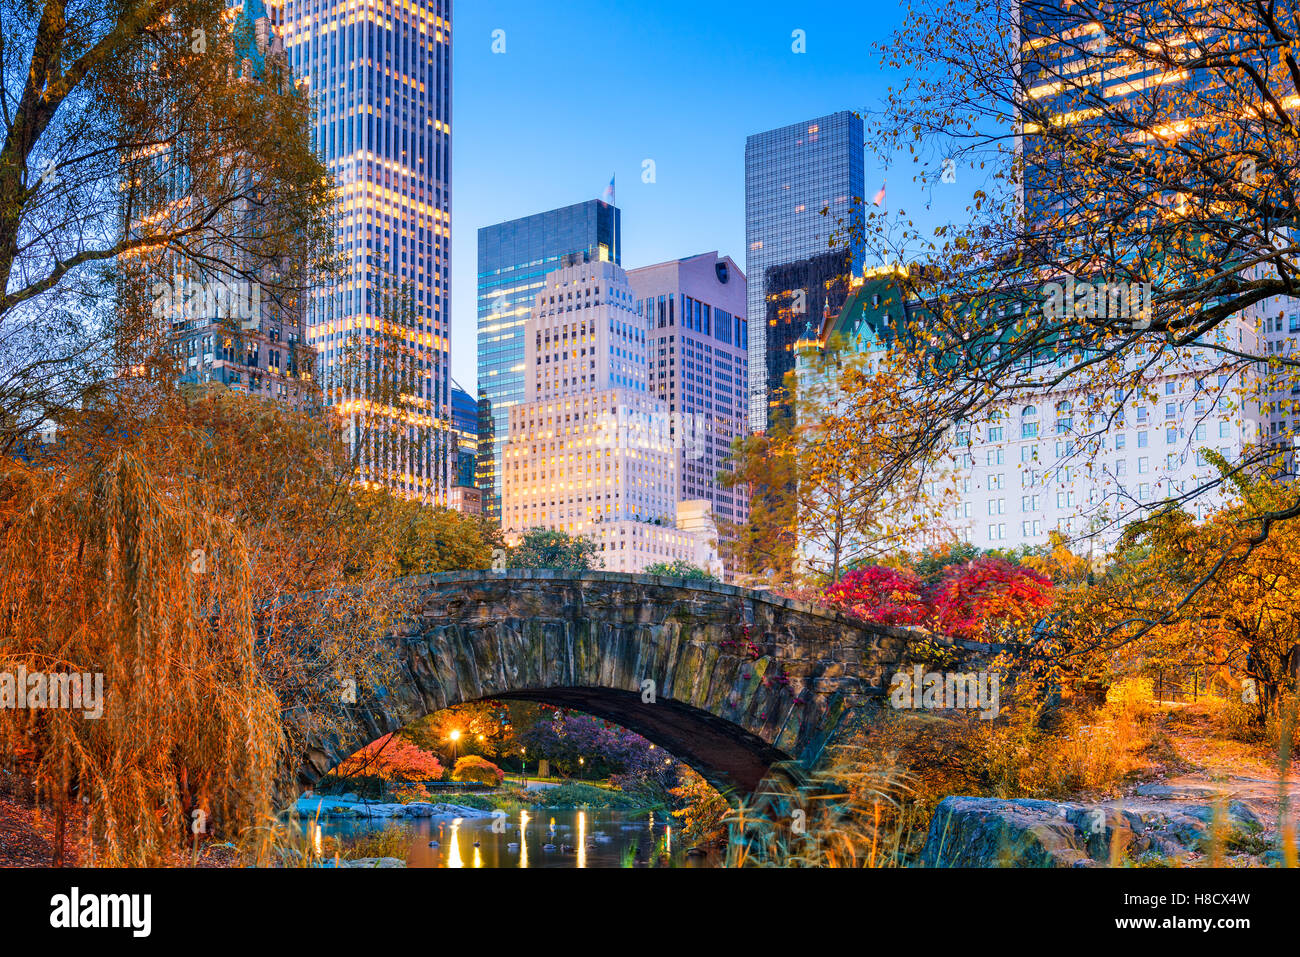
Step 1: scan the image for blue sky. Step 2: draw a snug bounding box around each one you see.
[449,0,958,389]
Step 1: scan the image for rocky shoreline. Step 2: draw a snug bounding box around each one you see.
[294,793,496,821]
[919,784,1296,867]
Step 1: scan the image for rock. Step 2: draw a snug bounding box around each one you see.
[323,857,407,868]
[1133,783,1226,801]
[920,797,1144,868]
[402,803,436,817]
[339,792,360,802]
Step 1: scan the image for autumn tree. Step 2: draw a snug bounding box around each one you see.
[1078,468,1300,718]
[849,0,1300,563]
[717,429,797,586]
[823,566,929,626]
[930,557,1056,642]
[1,0,334,452]
[337,732,444,783]
[783,336,950,585]
[0,383,429,864]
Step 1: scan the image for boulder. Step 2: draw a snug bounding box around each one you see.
[322,857,407,868]
[921,797,1146,868]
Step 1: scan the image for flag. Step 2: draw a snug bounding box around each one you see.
[602,175,616,205]
[872,182,887,207]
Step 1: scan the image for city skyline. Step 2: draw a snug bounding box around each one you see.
[447,0,977,391]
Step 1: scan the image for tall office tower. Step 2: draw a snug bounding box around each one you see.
[127,0,317,408]
[279,0,453,504]
[761,250,854,424]
[449,382,480,512]
[501,261,711,573]
[745,111,864,432]
[477,199,621,521]
[626,252,750,528]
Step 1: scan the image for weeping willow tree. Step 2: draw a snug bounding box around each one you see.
[0,378,457,865]
[0,386,283,866]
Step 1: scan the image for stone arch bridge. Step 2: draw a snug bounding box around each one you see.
[300,570,968,800]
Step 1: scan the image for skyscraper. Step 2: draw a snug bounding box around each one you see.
[477,199,621,520]
[745,111,864,432]
[129,0,317,410]
[451,382,477,487]
[280,0,453,503]
[626,252,750,528]
[501,260,711,572]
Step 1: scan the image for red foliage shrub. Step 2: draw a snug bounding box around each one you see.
[929,558,1054,640]
[822,566,928,626]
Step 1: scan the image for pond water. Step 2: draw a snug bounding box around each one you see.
[318,808,721,868]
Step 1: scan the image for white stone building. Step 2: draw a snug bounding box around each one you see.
[795,270,1277,563]
[501,261,712,572]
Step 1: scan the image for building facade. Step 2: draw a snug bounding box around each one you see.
[450,381,479,511]
[626,252,750,528]
[745,111,864,432]
[796,269,1271,560]
[132,0,317,409]
[501,261,710,573]
[280,0,453,503]
[477,199,622,521]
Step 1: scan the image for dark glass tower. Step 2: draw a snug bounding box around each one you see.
[745,111,864,431]
[476,199,621,520]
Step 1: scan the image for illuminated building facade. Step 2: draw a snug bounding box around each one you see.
[744,111,864,432]
[501,261,710,573]
[795,269,1268,560]
[133,0,317,409]
[477,200,621,521]
[626,252,750,527]
[280,0,453,503]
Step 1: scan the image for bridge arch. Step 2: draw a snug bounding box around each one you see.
[300,570,923,799]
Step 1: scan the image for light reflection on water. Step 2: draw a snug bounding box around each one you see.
[318,807,719,869]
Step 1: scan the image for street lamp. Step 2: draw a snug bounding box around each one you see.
[520,747,527,787]
[578,756,584,781]
[448,729,461,766]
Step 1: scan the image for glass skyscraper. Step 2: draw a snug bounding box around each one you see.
[476,199,621,520]
[744,111,864,432]
[280,0,453,503]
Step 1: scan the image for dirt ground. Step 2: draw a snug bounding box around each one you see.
[1108,702,1300,833]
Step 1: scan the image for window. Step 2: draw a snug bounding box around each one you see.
[1138,456,1149,473]
[1138,431,1149,448]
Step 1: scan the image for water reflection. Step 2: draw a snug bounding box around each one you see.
[318,808,719,869]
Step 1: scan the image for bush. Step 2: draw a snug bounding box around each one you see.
[1105,675,1155,723]
[394,783,432,804]
[534,782,644,809]
[452,755,505,786]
